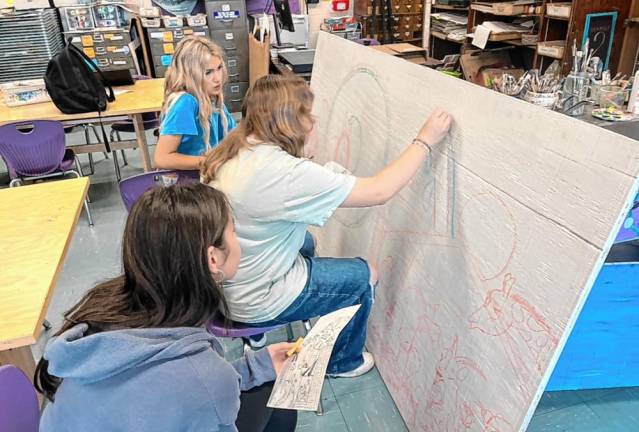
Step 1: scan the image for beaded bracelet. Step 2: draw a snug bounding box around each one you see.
[412,138,432,155]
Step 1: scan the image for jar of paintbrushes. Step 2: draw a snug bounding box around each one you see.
[522,70,560,109]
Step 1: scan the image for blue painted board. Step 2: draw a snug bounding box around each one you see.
[547,263,639,391]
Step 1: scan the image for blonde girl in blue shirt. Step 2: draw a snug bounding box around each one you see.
[202,75,452,378]
[155,36,237,170]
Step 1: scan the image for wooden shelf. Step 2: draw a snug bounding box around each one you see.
[537,51,563,60]
[430,30,465,43]
[432,4,469,11]
[545,14,570,21]
[502,39,536,49]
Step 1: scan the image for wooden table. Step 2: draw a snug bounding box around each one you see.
[0,78,165,172]
[0,178,89,388]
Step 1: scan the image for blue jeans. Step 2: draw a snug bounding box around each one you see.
[249,232,374,374]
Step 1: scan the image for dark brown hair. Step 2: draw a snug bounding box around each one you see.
[35,183,230,401]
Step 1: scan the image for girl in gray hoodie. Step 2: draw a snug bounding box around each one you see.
[36,183,297,432]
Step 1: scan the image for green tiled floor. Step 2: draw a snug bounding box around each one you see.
[223,326,639,432]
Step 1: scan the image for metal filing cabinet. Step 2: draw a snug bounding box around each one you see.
[67,29,136,74]
[205,0,249,112]
[146,26,209,78]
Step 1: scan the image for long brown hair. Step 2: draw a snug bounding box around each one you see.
[201,74,314,183]
[35,183,231,402]
[162,36,229,149]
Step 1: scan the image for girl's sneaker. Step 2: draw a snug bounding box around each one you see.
[327,352,375,378]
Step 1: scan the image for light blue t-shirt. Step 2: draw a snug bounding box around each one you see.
[209,140,356,323]
[160,93,237,156]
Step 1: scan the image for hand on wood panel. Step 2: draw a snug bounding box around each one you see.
[416,107,453,148]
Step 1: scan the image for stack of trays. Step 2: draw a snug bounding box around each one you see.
[0,8,64,83]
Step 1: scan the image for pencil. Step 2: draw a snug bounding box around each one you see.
[286,337,304,357]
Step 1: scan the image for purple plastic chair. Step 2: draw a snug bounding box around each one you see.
[0,365,39,432]
[118,169,200,212]
[353,38,380,46]
[109,75,160,181]
[0,120,93,226]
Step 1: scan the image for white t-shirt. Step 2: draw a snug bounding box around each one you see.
[209,142,355,322]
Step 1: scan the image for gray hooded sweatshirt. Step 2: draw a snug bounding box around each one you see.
[40,323,275,431]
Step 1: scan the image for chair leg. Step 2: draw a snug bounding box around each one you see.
[316,399,324,416]
[42,319,52,331]
[83,198,94,227]
[74,155,91,203]
[302,319,313,335]
[286,323,295,342]
[88,124,108,159]
[82,126,96,175]
[121,150,128,166]
[241,338,251,352]
[69,170,94,226]
[112,150,122,181]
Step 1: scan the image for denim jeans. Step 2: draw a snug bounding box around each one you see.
[248,232,374,374]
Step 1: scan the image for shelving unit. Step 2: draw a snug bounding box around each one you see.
[536,0,631,74]
[429,1,468,59]
[461,1,631,74]
[355,0,425,43]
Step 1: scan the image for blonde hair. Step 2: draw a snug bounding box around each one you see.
[162,36,229,150]
[202,74,314,183]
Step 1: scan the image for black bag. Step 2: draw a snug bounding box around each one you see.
[45,41,115,114]
[44,41,116,150]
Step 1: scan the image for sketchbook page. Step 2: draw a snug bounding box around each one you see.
[267,305,361,411]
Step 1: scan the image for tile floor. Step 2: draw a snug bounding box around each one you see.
[4,128,637,432]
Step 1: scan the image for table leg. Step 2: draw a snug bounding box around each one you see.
[0,346,43,406]
[132,113,153,172]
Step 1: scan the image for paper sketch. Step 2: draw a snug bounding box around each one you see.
[267,305,361,411]
[310,33,639,431]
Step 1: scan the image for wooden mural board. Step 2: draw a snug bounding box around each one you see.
[308,32,639,432]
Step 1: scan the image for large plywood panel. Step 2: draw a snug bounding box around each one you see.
[309,33,639,431]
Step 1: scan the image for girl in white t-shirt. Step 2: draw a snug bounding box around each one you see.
[202,74,452,378]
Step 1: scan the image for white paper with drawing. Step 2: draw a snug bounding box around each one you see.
[267,305,360,411]
[308,32,639,431]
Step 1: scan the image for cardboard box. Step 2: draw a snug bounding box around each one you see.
[372,43,428,65]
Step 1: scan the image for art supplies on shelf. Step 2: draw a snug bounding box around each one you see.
[546,2,571,19]
[471,0,537,16]
[186,13,207,27]
[0,79,50,106]
[65,6,95,30]
[537,40,565,59]
[591,107,634,122]
[93,4,120,28]
[162,15,184,28]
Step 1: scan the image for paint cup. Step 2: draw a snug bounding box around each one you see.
[598,86,626,110]
[524,90,558,109]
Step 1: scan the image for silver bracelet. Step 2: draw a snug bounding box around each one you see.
[412,138,432,155]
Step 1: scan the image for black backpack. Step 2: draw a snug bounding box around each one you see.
[45,41,115,114]
[45,40,116,150]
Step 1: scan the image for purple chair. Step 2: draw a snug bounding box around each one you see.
[0,365,39,432]
[353,38,380,46]
[0,120,93,226]
[118,169,200,212]
[109,75,160,181]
